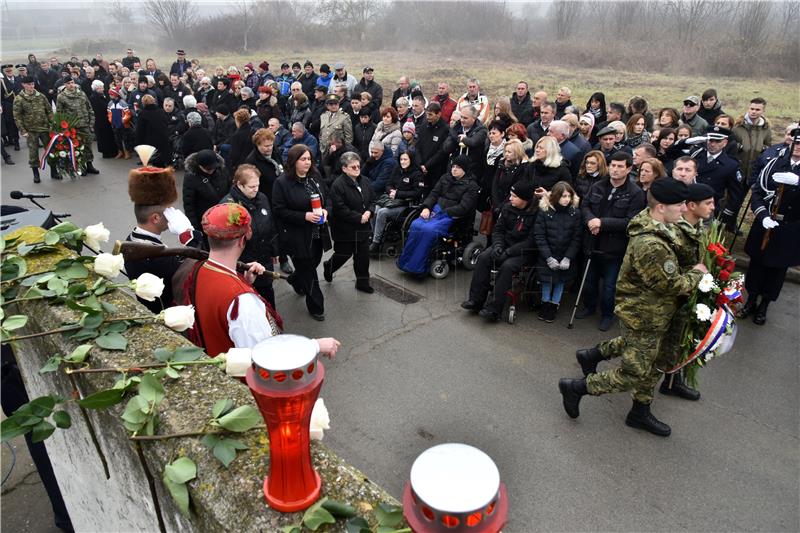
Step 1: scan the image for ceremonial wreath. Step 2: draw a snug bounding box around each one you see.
[669,220,743,386]
[40,112,88,179]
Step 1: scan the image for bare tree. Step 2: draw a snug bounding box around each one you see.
[107,0,134,23]
[233,0,264,51]
[664,0,714,42]
[549,0,575,40]
[735,1,772,48]
[143,0,198,40]
[317,0,386,41]
[778,0,800,37]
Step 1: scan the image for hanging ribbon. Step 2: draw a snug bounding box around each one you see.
[40,132,78,172]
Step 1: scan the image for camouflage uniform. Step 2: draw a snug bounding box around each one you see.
[586,209,704,404]
[12,89,53,168]
[56,86,95,162]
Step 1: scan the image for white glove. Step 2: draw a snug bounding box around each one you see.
[559,257,571,270]
[546,257,560,270]
[762,216,779,229]
[772,172,799,186]
[685,136,707,145]
[163,207,193,234]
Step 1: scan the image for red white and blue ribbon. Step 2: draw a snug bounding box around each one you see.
[666,305,735,374]
[40,133,78,172]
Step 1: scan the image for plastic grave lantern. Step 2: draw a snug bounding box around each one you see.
[246,334,324,512]
[403,443,508,532]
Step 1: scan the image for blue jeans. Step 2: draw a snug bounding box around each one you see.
[581,254,622,318]
[541,280,565,304]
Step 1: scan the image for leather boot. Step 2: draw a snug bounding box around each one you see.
[85,162,100,174]
[576,346,604,376]
[659,372,700,401]
[737,297,758,319]
[545,302,558,323]
[369,241,381,257]
[32,167,41,183]
[753,300,769,325]
[558,378,587,419]
[50,165,60,180]
[625,400,671,437]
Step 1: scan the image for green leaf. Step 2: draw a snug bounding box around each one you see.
[28,396,57,417]
[80,311,104,330]
[77,388,125,409]
[376,503,403,528]
[322,499,357,518]
[39,356,63,374]
[2,315,28,331]
[214,405,262,432]
[100,301,118,314]
[121,396,149,425]
[16,243,37,257]
[200,433,221,448]
[31,420,56,443]
[281,526,302,533]
[0,418,31,442]
[52,410,71,429]
[44,231,61,245]
[56,262,89,280]
[64,344,92,363]
[164,457,197,484]
[345,516,371,533]
[303,498,336,531]
[46,277,68,295]
[67,282,88,296]
[143,413,158,435]
[212,440,236,467]
[153,347,174,362]
[99,320,127,334]
[70,327,99,341]
[164,367,180,379]
[138,374,165,404]
[1,256,26,280]
[163,477,190,516]
[50,221,79,234]
[211,399,234,419]
[95,332,128,351]
[172,346,204,363]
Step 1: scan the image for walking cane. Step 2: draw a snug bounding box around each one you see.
[567,255,592,329]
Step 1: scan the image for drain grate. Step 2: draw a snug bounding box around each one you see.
[371,275,424,304]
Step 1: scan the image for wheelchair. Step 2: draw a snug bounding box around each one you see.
[378,203,423,259]
[424,211,484,279]
[489,264,539,323]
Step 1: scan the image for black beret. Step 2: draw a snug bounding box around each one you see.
[687,183,715,202]
[511,180,534,202]
[20,76,35,84]
[651,178,689,204]
[451,155,471,171]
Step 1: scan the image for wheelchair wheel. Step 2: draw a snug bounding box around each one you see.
[429,259,450,279]
[400,206,422,246]
[461,241,483,271]
[507,305,516,324]
[384,244,399,258]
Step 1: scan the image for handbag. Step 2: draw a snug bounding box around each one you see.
[376,193,407,209]
[479,209,495,236]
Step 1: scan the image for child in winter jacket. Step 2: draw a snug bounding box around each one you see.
[534,181,582,322]
[107,86,133,158]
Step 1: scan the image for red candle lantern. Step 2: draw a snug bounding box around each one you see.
[403,443,508,532]
[246,334,324,512]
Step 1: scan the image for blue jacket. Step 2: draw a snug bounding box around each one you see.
[316,73,333,89]
[366,149,399,194]
[282,131,319,162]
[559,139,582,178]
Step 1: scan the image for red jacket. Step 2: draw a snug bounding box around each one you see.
[434,94,457,124]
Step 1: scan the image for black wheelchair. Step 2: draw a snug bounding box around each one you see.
[377,203,423,259]
[489,264,539,323]
[399,210,484,279]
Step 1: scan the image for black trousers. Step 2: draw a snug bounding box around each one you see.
[468,248,527,314]
[329,238,371,287]
[289,239,325,315]
[745,256,788,302]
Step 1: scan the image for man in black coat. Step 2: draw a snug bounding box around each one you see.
[163,74,191,110]
[443,104,487,178]
[353,110,376,162]
[391,76,412,109]
[182,150,231,231]
[527,102,555,145]
[416,102,450,191]
[169,49,189,76]
[212,105,236,147]
[353,67,383,108]
[462,181,537,321]
[511,81,534,126]
[576,151,646,331]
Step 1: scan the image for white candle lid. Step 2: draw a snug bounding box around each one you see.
[410,443,500,514]
[251,334,318,372]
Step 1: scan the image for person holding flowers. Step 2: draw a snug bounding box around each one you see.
[559,178,708,437]
[56,77,99,174]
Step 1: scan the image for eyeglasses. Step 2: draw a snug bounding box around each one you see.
[348,164,360,169]
[683,102,698,107]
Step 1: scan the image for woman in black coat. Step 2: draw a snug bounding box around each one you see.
[180,112,214,158]
[220,163,279,307]
[182,149,230,230]
[272,144,331,320]
[534,181,583,322]
[89,83,117,158]
[491,139,529,219]
[227,109,255,172]
[530,136,572,197]
[245,128,284,200]
[370,150,425,253]
[134,95,172,167]
[324,151,376,293]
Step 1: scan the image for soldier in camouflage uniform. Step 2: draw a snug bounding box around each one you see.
[559,178,708,437]
[13,76,53,183]
[658,183,716,399]
[56,78,99,174]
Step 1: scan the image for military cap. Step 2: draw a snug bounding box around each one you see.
[20,76,35,84]
[596,125,617,138]
[706,125,732,141]
[325,94,340,104]
[511,180,534,202]
[15,64,26,69]
[1,64,13,69]
[790,127,800,142]
[650,178,689,204]
[687,183,715,202]
[451,154,471,171]
[202,203,252,241]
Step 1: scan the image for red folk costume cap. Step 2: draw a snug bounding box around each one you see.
[128,145,177,206]
[201,203,253,240]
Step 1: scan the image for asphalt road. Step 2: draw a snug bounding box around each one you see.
[1,149,798,532]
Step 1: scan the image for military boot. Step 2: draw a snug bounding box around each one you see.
[737,297,758,319]
[32,167,41,183]
[576,346,603,376]
[85,162,100,174]
[659,372,700,401]
[753,300,769,325]
[558,378,587,419]
[625,400,671,437]
[50,165,61,180]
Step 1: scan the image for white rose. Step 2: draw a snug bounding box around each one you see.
[223,348,252,378]
[58,151,66,157]
[697,273,715,293]
[93,253,125,278]
[132,273,165,302]
[163,305,195,332]
[83,222,110,250]
[695,303,712,322]
[309,398,330,441]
